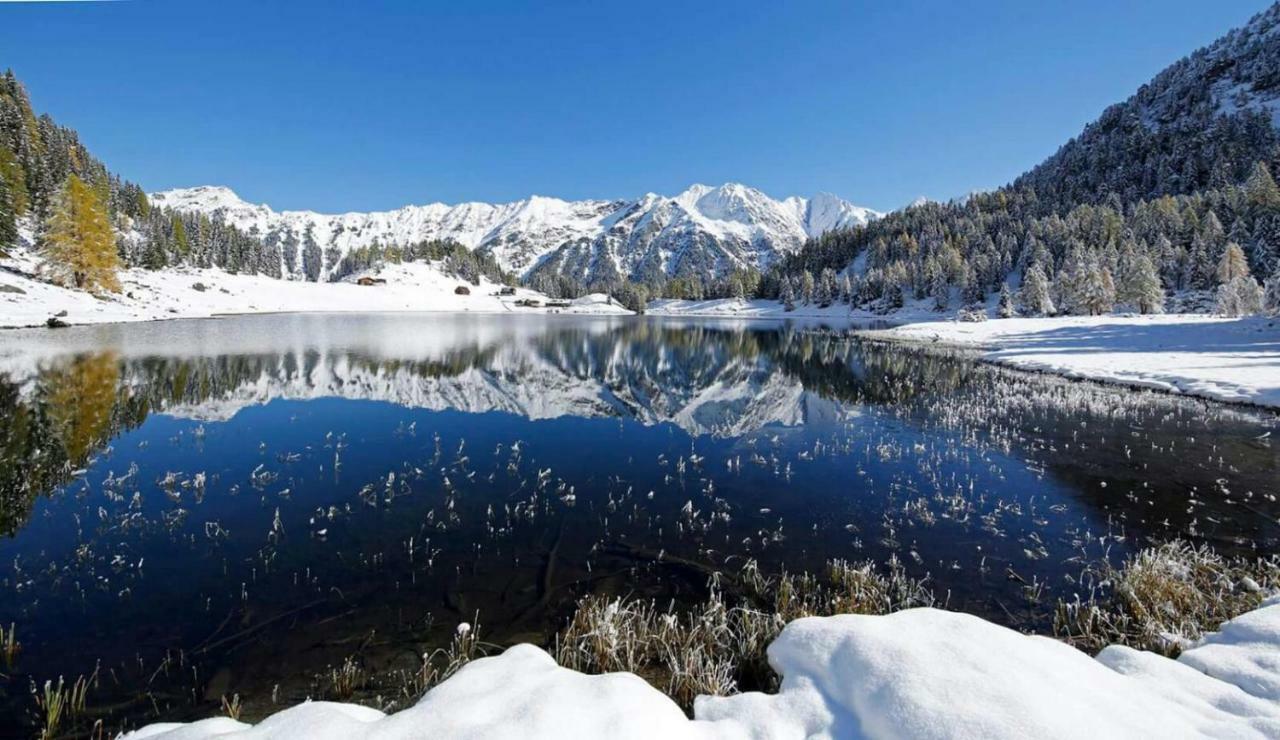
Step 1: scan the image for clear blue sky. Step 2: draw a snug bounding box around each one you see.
[0,0,1270,212]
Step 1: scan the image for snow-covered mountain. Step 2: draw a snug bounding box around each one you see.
[149,184,879,283]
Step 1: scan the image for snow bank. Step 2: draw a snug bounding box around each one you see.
[0,248,632,328]
[868,314,1280,408]
[123,599,1280,739]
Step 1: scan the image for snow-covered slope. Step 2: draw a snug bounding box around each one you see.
[149,184,879,283]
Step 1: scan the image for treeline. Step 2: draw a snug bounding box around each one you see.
[331,238,511,285]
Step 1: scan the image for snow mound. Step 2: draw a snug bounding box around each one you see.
[124,601,1280,739]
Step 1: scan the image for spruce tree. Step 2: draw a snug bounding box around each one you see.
[41,174,119,292]
[997,282,1016,318]
[1018,264,1055,316]
[1216,244,1263,317]
[780,277,796,312]
[0,171,15,248]
[1245,161,1280,212]
[1117,252,1164,314]
[1264,268,1280,317]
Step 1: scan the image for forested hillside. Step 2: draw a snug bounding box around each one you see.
[0,71,508,291]
[770,3,1280,318]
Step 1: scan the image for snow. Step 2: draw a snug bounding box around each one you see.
[150,184,880,281]
[870,314,1280,408]
[122,598,1280,739]
[0,247,630,328]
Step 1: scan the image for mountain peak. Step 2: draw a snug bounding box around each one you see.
[149,182,878,284]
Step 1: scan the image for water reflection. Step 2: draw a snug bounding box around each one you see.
[0,314,1274,734]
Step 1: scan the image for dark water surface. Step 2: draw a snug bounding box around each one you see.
[0,313,1276,733]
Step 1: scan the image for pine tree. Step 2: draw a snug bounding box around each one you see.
[1245,161,1280,212]
[1217,275,1264,316]
[1216,242,1251,283]
[1215,243,1263,316]
[0,170,15,248]
[1117,252,1164,314]
[816,267,837,307]
[780,277,796,312]
[930,274,949,311]
[800,271,815,304]
[1264,268,1280,317]
[997,282,1016,318]
[1018,264,1055,316]
[0,147,28,218]
[1079,262,1116,315]
[41,174,119,292]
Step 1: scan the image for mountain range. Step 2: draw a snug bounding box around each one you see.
[148,183,879,284]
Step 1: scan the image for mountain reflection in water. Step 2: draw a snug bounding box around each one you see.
[0,313,1275,735]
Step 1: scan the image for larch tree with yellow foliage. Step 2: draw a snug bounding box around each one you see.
[41,174,120,292]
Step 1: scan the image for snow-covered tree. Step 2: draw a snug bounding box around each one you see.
[1216,242,1251,284]
[1079,262,1117,315]
[1018,264,1055,316]
[997,282,1016,318]
[1116,252,1164,314]
[780,277,796,312]
[1264,268,1280,316]
[800,270,815,304]
[1217,275,1264,316]
[815,267,837,307]
[1216,242,1264,316]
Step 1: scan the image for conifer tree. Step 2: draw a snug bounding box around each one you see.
[0,147,28,218]
[1117,252,1164,314]
[780,277,796,312]
[1245,161,1280,212]
[997,282,1016,318]
[1217,275,1264,316]
[1079,262,1116,315]
[41,174,119,292]
[1264,268,1280,317]
[1018,264,1055,316]
[1215,244,1263,317]
[1216,242,1251,283]
[800,271,815,304]
[0,171,15,247]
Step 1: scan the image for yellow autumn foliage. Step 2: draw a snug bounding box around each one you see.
[42,174,120,293]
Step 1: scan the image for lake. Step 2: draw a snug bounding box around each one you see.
[0,313,1276,734]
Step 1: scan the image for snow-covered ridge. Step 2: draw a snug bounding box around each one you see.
[123,597,1280,739]
[149,184,879,282]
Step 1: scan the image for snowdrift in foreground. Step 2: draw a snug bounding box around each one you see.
[871,314,1280,408]
[124,599,1280,739]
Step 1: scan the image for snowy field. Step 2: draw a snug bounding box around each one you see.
[124,598,1280,739]
[868,314,1280,408]
[0,249,629,328]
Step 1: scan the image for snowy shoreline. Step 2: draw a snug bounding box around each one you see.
[5,261,1278,410]
[858,313,1280,410]
[0,253,631,329]
[124,598,1280,739]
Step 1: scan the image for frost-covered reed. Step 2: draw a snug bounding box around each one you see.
[554,557,936,707]
[1054,539,1280,655]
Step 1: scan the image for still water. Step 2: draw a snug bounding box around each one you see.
[0,313,1276,733]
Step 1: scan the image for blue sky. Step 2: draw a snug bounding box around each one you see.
[0,0,1270,212]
